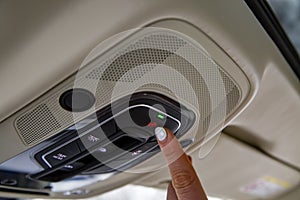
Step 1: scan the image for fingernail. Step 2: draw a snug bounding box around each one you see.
[155,127,167,141]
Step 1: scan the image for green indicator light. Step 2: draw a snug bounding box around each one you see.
[157,113,165,120]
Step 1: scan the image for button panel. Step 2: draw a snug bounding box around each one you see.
[43,141,81,168]
[32,92,196,182]
[39,104,180,168]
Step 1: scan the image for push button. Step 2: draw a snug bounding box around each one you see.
[101,141,159,171]
[78,120,119,151]
[145,117,179,138]
[61,161,85,172]
[115,141,158,162]
[44,142,81,167]
[92,136,144,164]
[78,127,107,151]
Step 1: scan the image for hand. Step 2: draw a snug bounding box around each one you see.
[155,127,208,200]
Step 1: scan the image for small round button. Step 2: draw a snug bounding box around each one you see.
[59,88,95,112]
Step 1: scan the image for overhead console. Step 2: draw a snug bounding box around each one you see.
[0,18,251,198]
[31,92,195,182]
[0,92,195,192]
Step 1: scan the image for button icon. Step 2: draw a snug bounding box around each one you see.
[98,147,107,153]
[132,149,142,156]
[87,135,100,143]
[52,153,67,161]
[157,113,165,120]
[61,162,85,172]
[64,164,74,169]
[147,122,157,127]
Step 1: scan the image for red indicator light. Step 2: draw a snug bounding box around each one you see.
[147,122,157,127]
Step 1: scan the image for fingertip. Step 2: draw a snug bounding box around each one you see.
[155,127,167,142]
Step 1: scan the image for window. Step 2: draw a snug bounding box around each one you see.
[245,0,300,79]
[268,0,300,55]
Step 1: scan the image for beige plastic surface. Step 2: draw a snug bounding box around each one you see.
[225,66,300,168]
[136,134,300,200]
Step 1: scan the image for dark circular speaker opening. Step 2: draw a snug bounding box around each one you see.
[59,88,95,112]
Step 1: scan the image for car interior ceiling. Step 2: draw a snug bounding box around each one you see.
[0,0,299,200]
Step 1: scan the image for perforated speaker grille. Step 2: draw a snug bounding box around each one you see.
[15,29,243,146]
[15,104,61,145]
[86,34,186,82]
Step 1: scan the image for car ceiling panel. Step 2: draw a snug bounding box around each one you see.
[225,65,300,168]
